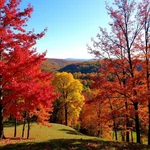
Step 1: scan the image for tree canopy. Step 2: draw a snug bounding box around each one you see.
[52,72,84,126]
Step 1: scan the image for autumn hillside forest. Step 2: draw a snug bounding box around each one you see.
[0,0,150,149]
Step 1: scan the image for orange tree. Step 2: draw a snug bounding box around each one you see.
[88,0,149,144]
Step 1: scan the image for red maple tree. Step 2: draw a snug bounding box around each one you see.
[0,0,57,139]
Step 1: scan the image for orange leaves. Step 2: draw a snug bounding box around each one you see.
[87,0,150,143]
[33,105,52,127]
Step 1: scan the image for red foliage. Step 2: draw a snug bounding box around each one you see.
[0,0,58,130]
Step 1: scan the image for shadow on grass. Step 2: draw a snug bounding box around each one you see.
[0,138,150,150]
[59,128,82,135]
[4,121,23,128]
[3,121,16,128]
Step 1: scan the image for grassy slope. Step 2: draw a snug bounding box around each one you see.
[4,123,95,141]
[0,123,150,150]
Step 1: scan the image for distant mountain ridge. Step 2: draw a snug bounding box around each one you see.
[42,58,99,73]
[59,61,100,73]
[42,58,79,72]
[65,58,93,62]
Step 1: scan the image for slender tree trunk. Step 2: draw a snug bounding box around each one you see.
[27,117,30,139]
[108,98,117,140]
[0,10,4,139]
[121,130,125,141]
[134,102,140,143]
[101,124,103,135]
[131,129,134,143]
[9,114,13,120]
[148,103,150,145]
[97,114,100,137]
[0,103,4,139]
[125,102,130,142]
[14,118,17,137]
[130,120,134,143]
[0,50,4,139]
[22,119,26,138]
[64,103,68,126]
[97,103,101,137]
[114,122,118,141]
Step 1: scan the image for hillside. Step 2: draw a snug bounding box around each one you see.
[59,61,100,73]
[42,58,79,72]
[42,58,100,73]
[0,123,149,150]
[3,123,89,141]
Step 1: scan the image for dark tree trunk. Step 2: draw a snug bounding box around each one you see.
[0,49,4,139]
[134,102,140,143]
[0,103,4,139]
[0,74,4,139]
[148,103,150,145]
[22,119,26,138]
[121,131,125,141]
[108,98,117,140]
[97,121,100,137]
[131,129,134,143]
[126,125,130,142]
[27,117,30,139]
[114,123,118,141]
[51,99,61,123]
[130,120,134,143]
[97,103,101,137]
[64,103,68,126]
[125,102,130,142]
[14,118,17,137]
[22,112,26,138]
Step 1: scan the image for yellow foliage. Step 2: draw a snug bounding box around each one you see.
[52,72,85,126]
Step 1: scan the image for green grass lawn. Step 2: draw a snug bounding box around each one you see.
[0,122,150,150]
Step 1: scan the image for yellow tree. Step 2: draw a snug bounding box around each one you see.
[53,72,84,126]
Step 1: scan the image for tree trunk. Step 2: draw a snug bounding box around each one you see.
[27,117,30,139]
[0,76,4,139]
[125,102,130,142]
[0,103,4,139]
[0,50,4,139]
[114,123,118,141]
[97,120,100,137]
[131,129,134,143]
[97,103,101,137]
[134,102,140,143]
[121,131,125,141]
[108,98,117,140]
[64,103,68,126]
[14,118,17,137]
[22,119,26,138]
[97,123,100,137]
[148,103,150,145]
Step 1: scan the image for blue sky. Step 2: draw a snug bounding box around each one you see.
[20,0,111,59]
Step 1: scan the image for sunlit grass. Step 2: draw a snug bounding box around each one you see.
[4,123,99,141]
[111,131,148,144]
[0,122,149,150]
